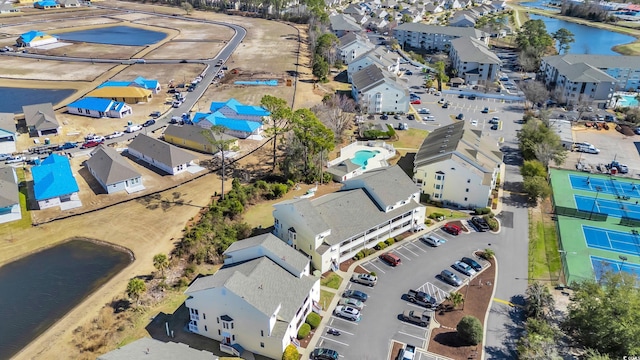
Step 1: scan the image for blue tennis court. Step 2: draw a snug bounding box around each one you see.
[575,195,640,219]
[591,255,640,281]
[569,174,640,197]
[583,225,640,256]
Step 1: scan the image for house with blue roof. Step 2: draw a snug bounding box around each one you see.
[67,97,132,119]
[209,98,270,123]
[98,76,161,94]
[17,30,58,48]
[34,0,60,9]
[32,154,81,210]
[192,112,262,139]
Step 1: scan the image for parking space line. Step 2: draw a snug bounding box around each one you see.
[331,316,360,325]
[320,336,350,347]
[398,330,427,340]
[407,240,428,252]
[399,245,420,257]
[396,250,413,261]
[366,261,386,274]
[326,328,355,336]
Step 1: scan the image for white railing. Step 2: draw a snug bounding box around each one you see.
[327,141,396,167]
[188,321,198,333]
[220,343,240,356]
[190,313,200,321]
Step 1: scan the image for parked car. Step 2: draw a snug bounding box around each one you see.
[456,113,464,120]
[5,155,25,164]
[343,289,368,302]
[442,102,449,109]
[334,305,361,321]
[0,153,11,161]
[422,235,445,247]
[471,216,490,232]
[339,298,363,310]
[442,223,461,235]
[407,114,415,120]
[106,131,124,139]
[85,134,105,142]
[406,289,437,308]
[481,107,489,113]
[423,115,435,121]
[452,260,477,276]
[405,70,413,75]
[470,120,478,126]
[81,140,103,149]
[491,124,499,130]
[381,114,389,120]
[402,309,431,327]
[172,100,183,108]
[468,95,477,100]
[150,111,162,118]
[143,119,156,127]
[438,98,445,104]
[458,93,465,98]
[311,348,339,360]
[379,252,402,266]
[57,142,77,150]
[394,114,401,120]
[440,269,463,286]
[411,99,421,105]
[489,117,500,124]
[125,124,143,133]
[418,108,430,114]
[461,257,482,272]
[351,273,377,287]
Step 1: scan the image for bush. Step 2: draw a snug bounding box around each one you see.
[484,216,499,231]
[270,183,288,199]
[297,323,311,339]
[306,313,321,329]
[457,315,483,345]
[375,241,387,250]
[369,271,377,276]
[353,251,364,260]
[385,238,395,246]
[282,344,300,360]
[429,212,445,220]
[386,124,396,137]
[474,207,492,215]
[425,219,432,225]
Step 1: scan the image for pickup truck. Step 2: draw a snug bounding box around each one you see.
[402,309,431,327]
[399,344,416,360]
[406,289,437,308]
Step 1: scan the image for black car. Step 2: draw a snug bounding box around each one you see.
[456,113,464,120]
[442,102,449,108]
[381,114,389,120]
[407,114,415,120]
[471,216,490,232]
[468,95,477,100]
[343,289,368,302]
[458,93,465,98]
[311,348,339,360]
[461,257,482,272]
[143,119,156,127]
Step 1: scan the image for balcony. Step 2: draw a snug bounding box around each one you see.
[190,313,200,321]
[188,320,198,333]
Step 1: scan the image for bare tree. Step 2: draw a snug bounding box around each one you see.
[521,81,550,110]
[312,94,357,141]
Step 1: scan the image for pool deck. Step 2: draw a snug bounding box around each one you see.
[328,141,396,172]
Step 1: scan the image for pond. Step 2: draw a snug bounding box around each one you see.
[529,14,636,55]
[0,239,132,359]
[0,87,76,113]
[521,0,560,12]
[55,25,167,46]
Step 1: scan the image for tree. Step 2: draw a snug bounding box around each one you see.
[312,94,356,142]
[481,248,495,260]
[153,253,169,278]
[457,315,483,345]
[446,291,464,310]
[534,141,567,168]
[401,13,412,23]
[521,81,550,109]
[515,19,554,56]
[290,108,335,181]
[126,278,146,306]
[517,318,562,360]
[261,95,292,172]
[201,126,237,200]
[521,160,547,177]
[565,271,640,357]
[181,1,194,14]
[583,349,612,360]
[524,282,555,320]
[517,119,566,165]
[552,28,575,54]
[523,176,551,203]
[312,54,329,82]
[282,344,300,360]
[434,61,449,91]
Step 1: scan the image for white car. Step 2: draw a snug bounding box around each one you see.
[85,134,105,142]
[423,115,435,121]
[418,108,430,114]
[172,100,183,108]
[5,156,25,164]
[339,298,364,310]
[471,120,478,126]
[452,261,477,276]
[422,235,445,247]
[106,131,124,139]
[125,124,143,133]
[334,305,361,321]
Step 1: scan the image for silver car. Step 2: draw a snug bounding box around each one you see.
[334,305,361,321]
[422,235,445,247]
[452,261,477,277]
[339,298,363,310]
[351,273,377,287]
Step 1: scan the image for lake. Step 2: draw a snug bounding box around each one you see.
[0,239,132,359]
[529,14,636,55]
[521,0,560,12]
[55,25,166,46]
[0,87,75,113]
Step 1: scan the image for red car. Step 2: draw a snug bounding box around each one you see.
[442,223,462,235]
[411,99,421,104]
[81,140,104,149]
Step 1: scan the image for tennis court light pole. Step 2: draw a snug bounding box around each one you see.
[589,187,602,220]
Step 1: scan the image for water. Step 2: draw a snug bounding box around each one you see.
[352,150,379,167]
[619,94,639,107]
[55,25,166,46]
[529,14,636,55]
[0,239,132,359]
[234,80,279,86]
[0,87,75,113]
[521,0,560,12]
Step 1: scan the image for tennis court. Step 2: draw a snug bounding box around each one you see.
[575,195,640,219]
[569,174,640,197]
[591,256,640,280]
[583,225,640,256]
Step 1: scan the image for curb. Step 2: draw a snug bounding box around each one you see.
[481,255,499,360]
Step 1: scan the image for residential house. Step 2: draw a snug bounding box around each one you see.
[86,87,152,104]
[98,338,219,360]
[338,32,375,65]
[449,36,501,84]
[184,233,319,360]
[457,0,472,8]
[343,3,366,16]
[22,103,61,137]
[0,167,21,224]
[329,14,362,37]
[326,159,363,182]
[0,113,17,154]
[541,54,640,92]
[66,97,132,119]
[381,0,397,8]
[272,165,426,273]
[163,124,239,154]
[488,0,507,11]
[32,154,81,210]
[85,145,144,194]
[209,98,270,123]
[33,0,60,8]
[58,0,80,7]
[372,8,388,19]
[127,134,196,175]
[17,30,58,47]
[365,17,389,31]
[393,23,487,51]
[413,121,503,208]
[192,112,262,139]
[98,76,162,94]
[351,64,409,114]
[539,55,618,108]
[0,4,20,13]
[423,3,444,13]
[347,46,400,82]
[449,13,476,27]
[447,0,463,9]
[399,6,424,22]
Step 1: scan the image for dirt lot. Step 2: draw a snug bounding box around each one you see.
[0,58,116,81]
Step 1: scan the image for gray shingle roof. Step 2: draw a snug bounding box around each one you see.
[0,113,15,133]
[163,124,236,148]
[86,145,141,186]
[128,134,196,168]
[22,103,59,131]
[330,14,361,32]
[451,36,501,64]
[351,64,386,92]
[0,167,18,208]
[352,46,399,70]
[339,32,359,47]
[97,338,217,360]
[343,165,417,209]
[224,233,309,275]
[326,159,360,177]
[395,23,484,38]
[543,54,640,71]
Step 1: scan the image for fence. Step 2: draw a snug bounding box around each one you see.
[555,205,608,221]
[620,216,640,227]
[326,141,396,167]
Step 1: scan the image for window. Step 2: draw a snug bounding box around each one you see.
[466,188,469,192]
[435,184,441,189]
[260,342,265,348]
[433,193,440,199]
[218,329,221,335]
[232,335,235,341]
[205,325,208,331]
[203,313,206,320]
[261,330,264,337]
[467,179,471,183]
[464,197,468,201]
[436,175,442,180]
[217,317,220,323]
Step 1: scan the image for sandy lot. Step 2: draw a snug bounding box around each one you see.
[0,58,116,81]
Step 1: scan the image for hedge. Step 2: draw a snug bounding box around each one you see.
[429,212,445,220]
[297,323,311,339]
[375,241,387,250]
[474,207,492,215]
[306,313,321,329]
[385,238,395,246]
[282,344,299,360]
[484,215,499,231]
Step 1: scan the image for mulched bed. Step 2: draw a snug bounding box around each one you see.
[390,341,404,360]
[428,257,496,360]
[447,220,469,233]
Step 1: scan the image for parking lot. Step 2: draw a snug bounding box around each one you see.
[568,127,640,176]
[316,226,493,359]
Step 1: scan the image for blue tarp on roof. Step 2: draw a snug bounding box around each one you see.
[34,0,57,6]
[207,115,261,132]
[133,76,159,90]
[32,154,79,201]
[20,30,48,43]
[209,98,270,117]
[67,97,113,112]
[191,112,209,124]
[97,81,131,88]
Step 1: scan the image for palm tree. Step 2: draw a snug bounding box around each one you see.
[447,291,464,310]
[612,94,622,108]
[524,282,555,320]
[126,278,146,306]
[481,248,495,260]
[153,253,169,278]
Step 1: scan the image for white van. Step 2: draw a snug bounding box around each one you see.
[125,124,142,133]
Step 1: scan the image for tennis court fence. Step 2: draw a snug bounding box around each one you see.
[555,205,608,221]
[620,216,640,227]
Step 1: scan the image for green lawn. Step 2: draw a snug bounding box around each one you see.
[426,206,469,219]
[319,290,336,312]
[528,210,561,282]
[320,272,343,289]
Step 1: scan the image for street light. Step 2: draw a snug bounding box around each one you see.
[589,186,603,220]
[619,255,628,271]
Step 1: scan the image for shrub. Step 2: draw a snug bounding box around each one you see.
[270,183,288,199]
[385,238,395,246]
[297,323,311,339]
[306,313,321,329]
[425,219,433,225]
[386,124,396,137]
[353,251,364,260]
[457,316,483,345]
[282,344,300,360]
[474,207,491,215]
[369,271,377,276]
[484,216,499,231]
[375,241,387,250]
[429,212,445,220]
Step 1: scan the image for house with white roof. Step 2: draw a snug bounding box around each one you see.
[343,3,366,16]
[329,14,362,37]
[0,4,20,13]
[98,76,161,94]
[66,97,132,118]
[17,30,57,47]
[413,121,503,208]
[58,0,80,7]
[272,165,426,273]
[86,145,144,194]
[0,167,21,224]
[32,154,81,210]
[338,32,375,65]
[351,64,410,114]
[0,113,17,154]
[127,134,196,175]
[22,103,61,137]
[347,46,400,82]
[184,233,319,359]
[424,3,444,13]
[393,23,487,51]
[449,36,501,84]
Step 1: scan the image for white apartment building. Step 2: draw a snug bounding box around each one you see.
[351,64,410,114]
[449,36,501,84]
[347,46,400,82]
[541,54,640,92]
[338,32,375,65]
[393,23,487,51]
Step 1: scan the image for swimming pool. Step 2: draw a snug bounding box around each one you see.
[351,150,380,168]
[619,94,639,107]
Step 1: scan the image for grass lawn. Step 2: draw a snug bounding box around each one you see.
[426,205,469,219]
[320,272,343,289]
[391,128,428,149]
[528,209,561,282]
[0,168,31,233]
[319,289,336,312]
